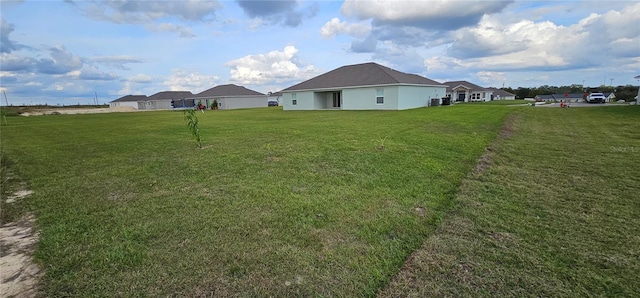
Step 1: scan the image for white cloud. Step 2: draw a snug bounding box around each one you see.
[341,0,510,29]
[235,0,318,27]
[91,55,144,70]
[0,53,35,71]
[162,69,219,93]
[84,0,221,24]
[145,23,195,38]
[320,17,370,39]
[476,71,506,86]
[128,74,153,83]
[225,45,319,85]
[448,3,640,71]
[71,65,118,80]
[36,45,83,74]
[1,17,17,53]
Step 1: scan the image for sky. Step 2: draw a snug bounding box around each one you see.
[0,0,639,105]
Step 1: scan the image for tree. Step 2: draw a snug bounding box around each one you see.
[183,109,202,148]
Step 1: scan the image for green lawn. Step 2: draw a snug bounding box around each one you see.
[1,105,510,296]
[3,105,638,296]
[380,106,640,296]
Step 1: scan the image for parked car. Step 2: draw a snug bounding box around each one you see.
[268,100,279,107]
[585,92,606,103]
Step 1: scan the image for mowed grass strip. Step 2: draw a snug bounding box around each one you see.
[0,105,510,296]
[379,106,640,297]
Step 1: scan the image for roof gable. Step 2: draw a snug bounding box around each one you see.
[195,84,265,97]
[487,88,515,97]
[444,81,487,92]
[283,62,444,91]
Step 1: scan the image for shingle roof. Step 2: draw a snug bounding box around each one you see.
[444,81,487,92]
[110,95,147,102]
[487,88,515,97]
[147,91,194,101]
[282,62,444,92]
[195,84,265,97]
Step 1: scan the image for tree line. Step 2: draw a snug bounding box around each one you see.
[499,85,638,101]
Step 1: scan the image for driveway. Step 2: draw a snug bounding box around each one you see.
[536,102,629,108]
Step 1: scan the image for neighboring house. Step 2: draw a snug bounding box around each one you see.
[191,84,267,110]
[604,92,616,102]
[487,88,516,100]
[109,95,147,109]
[268,91,283,105]
[142,91,194,110]
[281,62,447,110]
[444,81,494,102]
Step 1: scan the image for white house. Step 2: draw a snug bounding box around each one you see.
[281,62,447,110]
[444,81,495,102]
[141,91,194,110]
[487,88,516,100]
[109,95,147,109]
[190,84,268,110]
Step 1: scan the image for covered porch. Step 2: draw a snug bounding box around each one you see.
[313,91,342,109]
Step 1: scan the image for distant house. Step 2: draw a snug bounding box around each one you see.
[603,92,616,102]
[109,95,147,109]
[444,81,494,102]
[487,88,516,100]
[268,91,283,106]
[142,91,194,110]
[281,62,446,110]
[191,84,267,110]
[535,93,585,102]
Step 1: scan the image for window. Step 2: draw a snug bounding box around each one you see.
[471,93,481,100]
[376,89,384,104]
[292,93,297,105]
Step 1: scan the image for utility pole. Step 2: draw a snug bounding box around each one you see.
[3,90,8,106]
[610,78,614,87]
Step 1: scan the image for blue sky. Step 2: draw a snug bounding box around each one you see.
[1,0,638,105]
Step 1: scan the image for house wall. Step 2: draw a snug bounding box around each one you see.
[495,95,516,100]
[155,100,173,109]
[283,91,315,110]
[284,86,448,110]
[109,101,138,109]
[342,86,399,110]
[398,86,446,109]
[219,96,267,110]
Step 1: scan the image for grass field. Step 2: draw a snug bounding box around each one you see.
[1,105,509,296]
[1,104,638,296]
[380,106,640,296]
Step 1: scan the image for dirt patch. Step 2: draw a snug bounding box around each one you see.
[20,106,139,116]
[0,214,42,298]
[5,190,33,204]
[474,113,518,174]
[1,187,42,298]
